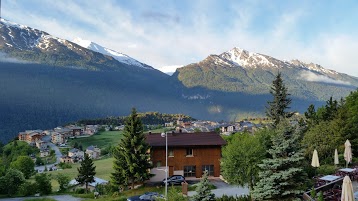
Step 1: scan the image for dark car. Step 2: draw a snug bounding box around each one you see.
[127,192,163,201]
[162,175,186,186]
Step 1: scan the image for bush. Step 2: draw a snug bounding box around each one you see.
[317,164,336,175]
[75,188,86,194]
[19,181,38,196]
[56,173,71,192]
[35,173,52,195]
[58,162,72,169]
[216,195,251,201]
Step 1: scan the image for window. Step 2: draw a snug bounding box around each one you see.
[168,149,174,157]
[184,166,196,177]
[202,165,214,176]
[186,148,193,156]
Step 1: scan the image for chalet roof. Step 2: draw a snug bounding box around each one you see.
[145,132,226,147]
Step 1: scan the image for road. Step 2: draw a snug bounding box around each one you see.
[35,136,63,172]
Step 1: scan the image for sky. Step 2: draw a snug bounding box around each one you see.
[2,0,358,76]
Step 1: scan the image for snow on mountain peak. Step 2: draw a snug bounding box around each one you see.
[290,59,338,75]
[73,37,92,48]
[72,38,153,70]
[219,47,276,68]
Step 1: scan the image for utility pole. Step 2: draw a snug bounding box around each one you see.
[0,0,2,19]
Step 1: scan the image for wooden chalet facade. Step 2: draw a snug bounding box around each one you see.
[146,132,226,181]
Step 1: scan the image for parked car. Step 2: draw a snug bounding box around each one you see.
[127,192,163,201]
[162,175,186,186]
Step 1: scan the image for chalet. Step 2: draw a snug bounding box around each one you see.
[54,127,72,138]
[221,125,236,135]
[36,140,47,150]
[85,125,98,135]
[51,132,65,145]
[18,130,44,144]
[146,132,226,182]
[164,122,174,127]
[60,155,72,163]
[40,149,50,157]
[86,145,101,159]
[66,125,83,136]
[68,148,84,159]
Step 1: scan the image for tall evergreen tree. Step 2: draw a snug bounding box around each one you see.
[251,122,308,201]
[304,104,317,127]
[111,108,152,189]
[76,153,96,193]
[192,170,215,201]
[266,72,292,126]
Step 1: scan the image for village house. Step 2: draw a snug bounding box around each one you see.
[18,130,44,144]
[84,125,98,135]
[66,125,83,136]
[68,148,84,159]
[51,132,65,145]
[164,122,174,127]
[221,125,236,135]
[35,140,47,149]
[86,145,101,159]
[40,149,50,157]
[60,155,72,163]
[54,127,72,139]
[146,132,226,182]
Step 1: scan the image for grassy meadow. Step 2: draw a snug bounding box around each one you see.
[47,157,114,191]
[67,131,123,149]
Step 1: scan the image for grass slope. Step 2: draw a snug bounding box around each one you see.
[47,157,114,191]
[68,131,123,149]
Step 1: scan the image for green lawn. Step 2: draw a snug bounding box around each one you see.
[67,131,123,149]
[47,157,114,191]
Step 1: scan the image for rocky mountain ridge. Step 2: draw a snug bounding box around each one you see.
[0,18,163,74]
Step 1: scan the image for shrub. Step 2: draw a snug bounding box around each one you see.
[75,188,85,194]
[19,181,38,196]
[58,162,72,169]
[317,164,336,175]
[216,195,251,201]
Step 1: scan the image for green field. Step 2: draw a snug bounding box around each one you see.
[47,157,114,191]
[68,131,123,149]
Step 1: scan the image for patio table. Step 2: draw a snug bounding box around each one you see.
[339,168,356,173]
[319,175,341,182]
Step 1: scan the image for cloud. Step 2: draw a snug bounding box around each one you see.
[0,53,32,64]
[157,65,183,73]
[141,11,180,24]
[299,71,351,86]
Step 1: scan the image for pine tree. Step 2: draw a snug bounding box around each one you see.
[192,170,215,201]
[111,108,152,189]
[76,153,96,193]
[251,122,308,201]
[266,72,292,126]
[304,104,317,127]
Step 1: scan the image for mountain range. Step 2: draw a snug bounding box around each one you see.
[1,18,357,142]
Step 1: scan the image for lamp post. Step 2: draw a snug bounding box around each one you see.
[161,132,168,200]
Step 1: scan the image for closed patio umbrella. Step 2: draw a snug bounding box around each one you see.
[335,149,339,165]
[344,140,352,168]
[341,175,354,201]
[311,149,320,167]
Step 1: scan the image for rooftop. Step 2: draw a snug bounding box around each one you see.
[145,132,226,147]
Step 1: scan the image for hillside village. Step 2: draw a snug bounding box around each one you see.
[16,117,267,167]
